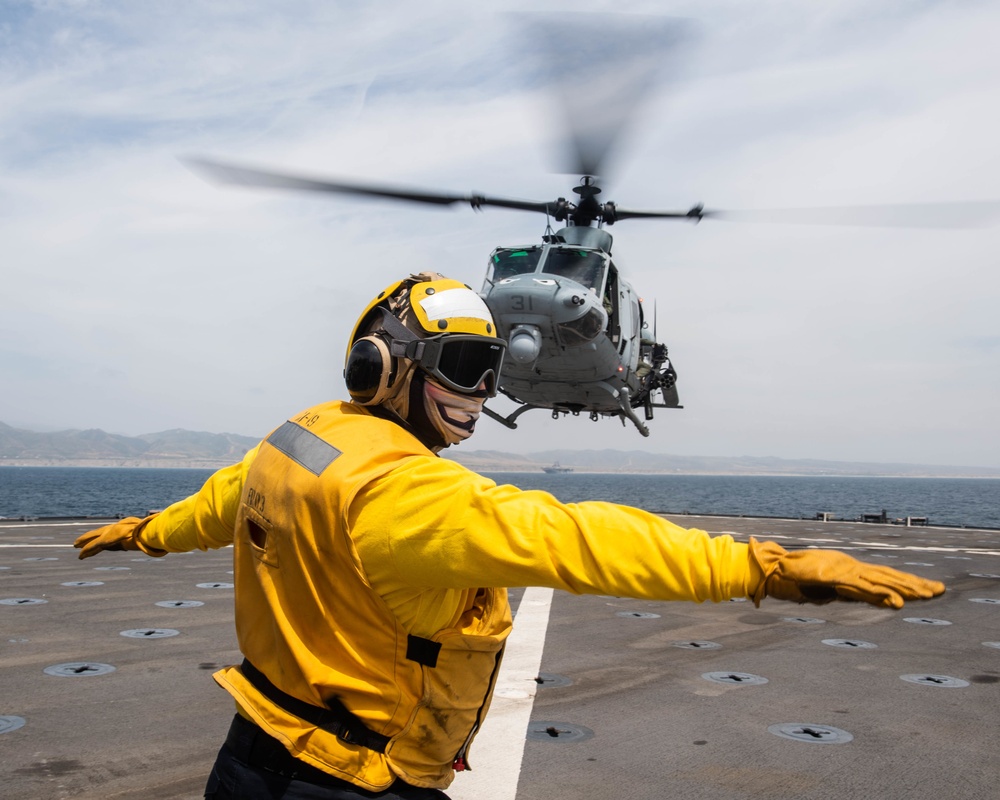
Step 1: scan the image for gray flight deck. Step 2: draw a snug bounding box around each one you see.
[1,515,998,799]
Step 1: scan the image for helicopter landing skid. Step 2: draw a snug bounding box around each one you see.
[481,402,542,430]
[483,389,652,436]
[617,388,650,437]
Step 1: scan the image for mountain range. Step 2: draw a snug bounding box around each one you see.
[0,422,259,468]
[1,422,998,477]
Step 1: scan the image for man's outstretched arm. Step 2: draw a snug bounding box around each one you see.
[74,446,258,559]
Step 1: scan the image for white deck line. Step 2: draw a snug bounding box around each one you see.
[0,522,97,528]
[449,586,554,800]
[0,543,75,548]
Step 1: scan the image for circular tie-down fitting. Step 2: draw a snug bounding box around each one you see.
[0,598,48,606]
[822,639,878,650]
[44,662,117,677]
[903,617,952,626]
[196,582,235,589]
[0,716,26,735]
[969,598,1000,605]
[900,674,970,688]
[120,628,180,639]
[155,600,205,608]
[61,581,105,587]
[526,721,594,744]
[672,640,722,650]
[534,672,573,689]
[768,723,853,745]
[702,671,769,686]
[782,616,825,624]
[615,611,661,619]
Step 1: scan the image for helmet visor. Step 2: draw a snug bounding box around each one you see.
[418,335,506,396]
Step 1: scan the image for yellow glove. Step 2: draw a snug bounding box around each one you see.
[747,538,945,609]
[74,516,167,560]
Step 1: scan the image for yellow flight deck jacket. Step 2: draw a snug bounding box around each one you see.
[137,400,756,791]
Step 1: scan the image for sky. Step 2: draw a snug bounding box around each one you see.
[2,0,999,467]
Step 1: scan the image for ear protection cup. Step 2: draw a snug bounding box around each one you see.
[344,334,395,405]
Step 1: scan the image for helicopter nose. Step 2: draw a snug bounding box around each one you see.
[508,325,542,365]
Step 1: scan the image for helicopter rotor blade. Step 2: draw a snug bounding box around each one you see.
[700,202,1000,230]
[526,14,697,180]
[611,204,707,223]
[184,156,472,206]
[611,200,1000,229]
[182,156,558,216]
[475,196,565,216]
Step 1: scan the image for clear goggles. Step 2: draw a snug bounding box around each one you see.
[394,334,506,396]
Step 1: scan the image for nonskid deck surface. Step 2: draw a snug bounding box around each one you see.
[0,516,997,799]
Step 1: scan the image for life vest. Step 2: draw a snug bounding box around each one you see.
[212,401,512,790]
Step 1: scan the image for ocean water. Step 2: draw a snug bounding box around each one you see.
[485,473,1000,530]
[0,467,217,519]
[1,466,998,529]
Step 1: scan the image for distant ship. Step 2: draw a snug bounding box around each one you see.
[542,462,574,474]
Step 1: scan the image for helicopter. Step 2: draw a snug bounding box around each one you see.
[184,157,694,436]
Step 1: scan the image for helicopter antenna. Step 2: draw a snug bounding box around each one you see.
[542,205,557,241]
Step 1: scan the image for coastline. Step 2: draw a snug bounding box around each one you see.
[2,459,999,479]
[0,458,234,470]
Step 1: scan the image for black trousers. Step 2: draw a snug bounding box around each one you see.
[204,714,451,800]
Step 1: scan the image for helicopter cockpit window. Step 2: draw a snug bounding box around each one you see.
[541,248,607,293]
[488,248,542,283]
[557,306,606,347]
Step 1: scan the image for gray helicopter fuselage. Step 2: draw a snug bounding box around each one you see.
[481,227,645,413]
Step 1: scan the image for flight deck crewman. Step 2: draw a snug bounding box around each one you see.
[75,273,945,800]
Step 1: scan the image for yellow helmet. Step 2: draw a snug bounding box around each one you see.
[344,273,505,406]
